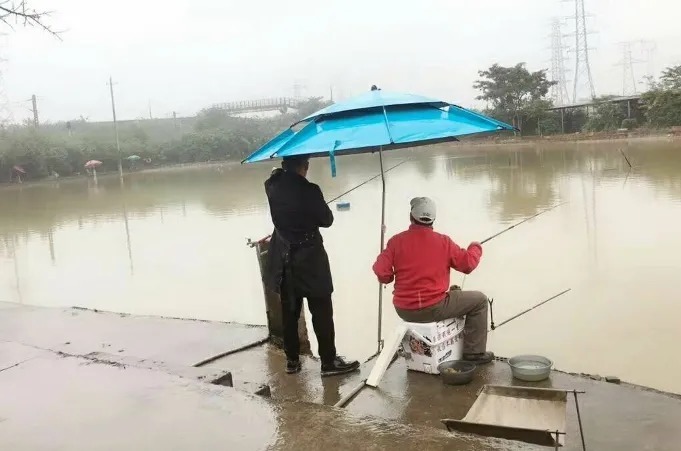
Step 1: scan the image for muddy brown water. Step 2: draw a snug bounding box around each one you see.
[1,139,680,394]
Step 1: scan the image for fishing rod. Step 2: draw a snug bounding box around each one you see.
[252,159,409,246]
[461,201,567,288]
[489,288,571,331]
[327,159,409,204]
[480,201,567,245]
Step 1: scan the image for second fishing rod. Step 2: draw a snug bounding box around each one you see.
[460,201,567,288]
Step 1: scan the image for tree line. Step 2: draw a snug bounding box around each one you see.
[0,98,330,183]
[2,63,680,183]
[474,63,681,136]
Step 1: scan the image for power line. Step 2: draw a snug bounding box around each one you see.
[549,18,571,106]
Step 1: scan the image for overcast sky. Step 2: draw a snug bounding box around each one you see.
[2,0,680,123]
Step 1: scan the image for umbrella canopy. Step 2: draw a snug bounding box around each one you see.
[12,165,26,174]
[243,89,514,167]
[84,160,103,169]
[126,155,142,161]
[243,88,514,354]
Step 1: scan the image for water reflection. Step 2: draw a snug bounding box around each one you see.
[121,193,134,275]
[1,140,681,393]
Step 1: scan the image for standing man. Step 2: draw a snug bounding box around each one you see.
[372,197,494,364]
[264,155,360,376]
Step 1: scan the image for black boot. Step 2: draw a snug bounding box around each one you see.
[286,359,302,374]
[321,356,360,377]
[462,352,495,364]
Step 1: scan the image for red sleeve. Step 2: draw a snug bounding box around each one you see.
[372,239,396,284]
[448,238,482,275]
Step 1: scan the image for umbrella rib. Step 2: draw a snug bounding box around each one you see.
[381,106,394,144]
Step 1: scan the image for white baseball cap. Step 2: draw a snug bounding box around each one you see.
[410,197,436,225]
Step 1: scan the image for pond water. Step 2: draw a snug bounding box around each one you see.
[2,138,680,394]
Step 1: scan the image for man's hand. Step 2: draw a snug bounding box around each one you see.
[470,241,481,248]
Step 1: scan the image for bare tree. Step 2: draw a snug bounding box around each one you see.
[0,0,60,37]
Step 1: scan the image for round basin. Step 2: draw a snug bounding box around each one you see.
[437,360,476,385]
[508,355,553,382]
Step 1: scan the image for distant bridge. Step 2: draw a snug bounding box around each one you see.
[212,97,302,114]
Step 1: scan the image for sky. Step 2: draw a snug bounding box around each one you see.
[2,0,680,123]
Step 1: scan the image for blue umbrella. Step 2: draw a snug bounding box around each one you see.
[243,87,514,352]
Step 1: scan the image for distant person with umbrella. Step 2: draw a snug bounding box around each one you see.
[11,165,26,183]
[372,197,493,364]
[264,155,360,377]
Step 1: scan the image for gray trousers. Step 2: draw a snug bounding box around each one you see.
[395,287,489,355]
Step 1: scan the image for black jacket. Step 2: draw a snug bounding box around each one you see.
[264,169,334,297]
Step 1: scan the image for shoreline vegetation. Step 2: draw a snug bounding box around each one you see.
[2,132,677,190]
[2,64,679,185]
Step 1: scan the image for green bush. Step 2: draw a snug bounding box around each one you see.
[621,118,638,130]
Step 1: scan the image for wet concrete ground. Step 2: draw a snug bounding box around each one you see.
[0,301,267,365]
[213,345,681,451]
[3,302,681,450]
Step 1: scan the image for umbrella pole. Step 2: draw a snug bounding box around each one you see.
[377,147,386,354]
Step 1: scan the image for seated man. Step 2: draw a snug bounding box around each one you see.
[372,197,494,364]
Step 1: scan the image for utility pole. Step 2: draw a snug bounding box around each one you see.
[148,100,153,120]
[330,85,334,102]
[549,18,572,106]
[564,0,596,101]
[108,76,124,182]
[31,94,39,128]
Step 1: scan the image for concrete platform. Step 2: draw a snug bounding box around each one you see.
[0,343,483,450]
[3,302,681,450]
[0,302,267,366]
[213,345,681,451]
[0,351,278,450]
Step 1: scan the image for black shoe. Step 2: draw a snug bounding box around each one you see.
[286,359,301,374]
[321,356,360,377]
[463,352,495,364]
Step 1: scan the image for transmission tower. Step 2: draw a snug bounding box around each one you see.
[549,18,571,106]
[639,40,657,86]
[615,42,642,96]
[292,80,306,100]
[565,0,596,101]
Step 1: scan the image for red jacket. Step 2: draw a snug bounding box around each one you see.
[372,224,483,310]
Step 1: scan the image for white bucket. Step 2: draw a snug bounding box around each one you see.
[401,317,465,375]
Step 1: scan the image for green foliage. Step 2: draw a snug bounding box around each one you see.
[0,96,331,183]
[641,66,681,128]
[642,90,681,127]
[474,63,556,134]
[621,118,638,130]
[659,65,681,91]
[295,97,332,118]
[582,96,630,132]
